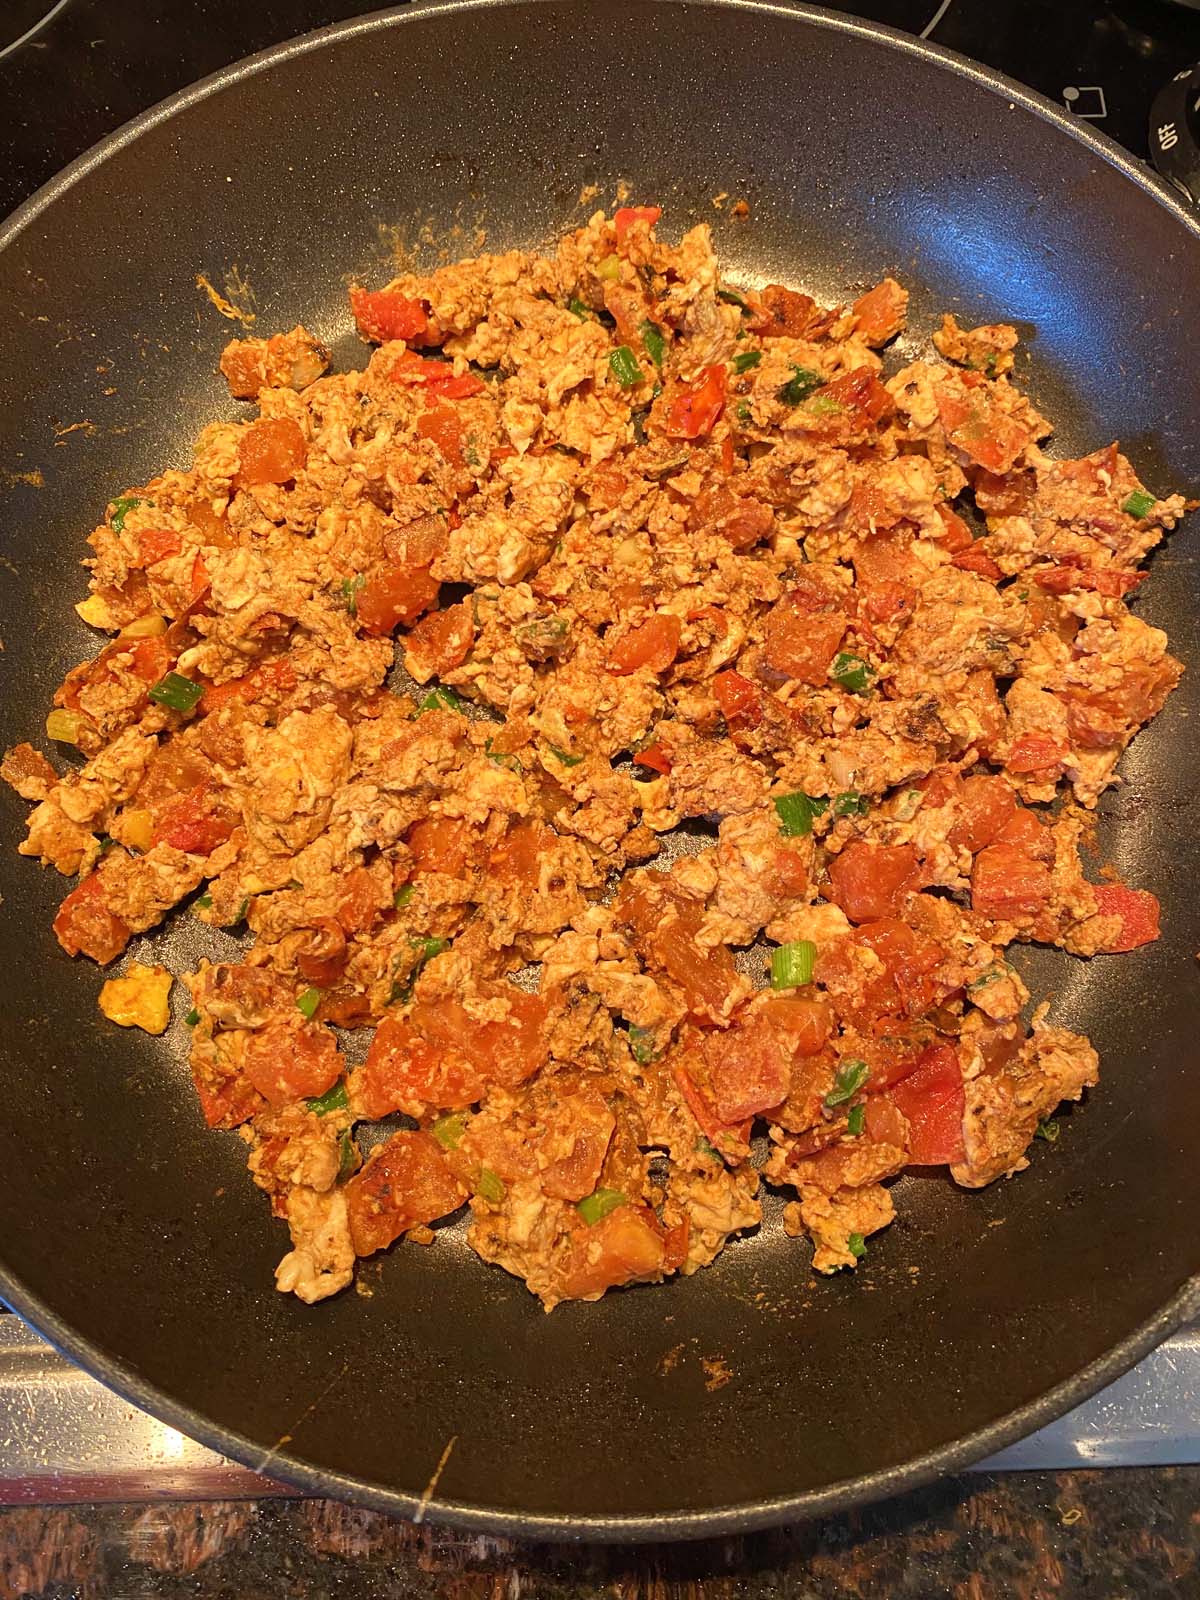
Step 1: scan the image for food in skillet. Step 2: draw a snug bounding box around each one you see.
[3,207,1185,1308]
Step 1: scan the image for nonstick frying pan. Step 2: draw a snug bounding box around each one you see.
[0,0,1198,1542]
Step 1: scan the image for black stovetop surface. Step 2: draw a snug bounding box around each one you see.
[2,1,1200,223]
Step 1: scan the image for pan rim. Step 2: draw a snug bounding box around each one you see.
[1,0,1199,1541]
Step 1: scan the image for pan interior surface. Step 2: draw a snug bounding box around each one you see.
[0,0,1197,1538]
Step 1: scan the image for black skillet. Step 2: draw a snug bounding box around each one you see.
[0,0,1198,1542]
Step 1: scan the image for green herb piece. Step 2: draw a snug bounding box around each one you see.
[847,1103,866,1137]
[825,1057,870,1108]
[432,1112,467,1150]
[567,296,593,320]
[484,737,522,773]
[109,495,143,533]
[717,285,749,309]
[393,885,414,909]
[807,394,843,417]
[418,686,465,715]
[336,1130,357,1182]
[771,940,817,989]
[968,964,1007,992]
[847,1231,867,1259]
[832,791,869,819]
[96,833,115,855]
[1035,1117,1060,1143]
[411,934,448,963]
[148,671,203,713]
[609,344,641,388]
[339,574,365,616]
[296,987,321,1020]
[462,442,481,468]
[194,891,213,911]
[732,350,763,375]
[627,1024,658,1064]
[596,256,621,282]
[830,652,876,694]
[696,1135,723,1163]
[577,1187,627,1226]
[1122,489,1155,519]
[640,320,666,372]
[548,744,584,767]
[774,791,826,837]
[223,897,249,927]
[184,1008,200,1027]
[777,366,823,406]
[307,1081,349,1116]
[735,402,752,423]
[516,616,569,651]
[478,1167,506,1203]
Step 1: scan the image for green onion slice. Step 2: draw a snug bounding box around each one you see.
[825,1057,870,1107]
[418,686,465,715]
[778,366,823,406]
[640,321,666,372]
[771,940,817,989]
[609,345,641,388]
[847,1103,866,1137]
[830,652,875,694]
[478,1167,506,1203]
[847,1231,867,1259]
[148,672,203,713]
[1122,489,1155,519]
[307,1081,349,1115]
[296,987,321,1020]
[577,1187,626,1225]
[432,1112,467,1150]
[733,350,762,374]
[774,791,826,837]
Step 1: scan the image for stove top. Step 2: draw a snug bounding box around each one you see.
[1,0,1199,1504]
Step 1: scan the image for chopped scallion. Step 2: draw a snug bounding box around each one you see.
[1122,489,1155,519]
[194,891,213,911]
[109,494,142,533]
[484,737,522,773]
[296,986,321,1020]
[640,320,666,372]
[847,1231,867,1259]
[307,1081,349,1115]
[771,940,817,989]
[847,1103,866,1137]
[418,686,465,715]
[609,344,641,388]
[732,350,762,374]
[339,574,365,616]
[777,366,823,406]
[393,885,414,908]
[577,1187,626,1225]
[825,1057,870,1107]
[148,671,203,713]
[478,1166,506,1203]
[184,1008,200,1027]
[336,1129,357,1182]
[830,652,875,694]
[774,791,825,837]
[627,1024,658,1064]
[567,296,593,320]
[45,708,85,745]
[717,285,749,309]
[548,744,584,767]
[1035,1117,1060,1143]
[832,791,869,818]
[432,1112,466,1150]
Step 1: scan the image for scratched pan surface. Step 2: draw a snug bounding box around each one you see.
[0,0,1198,1541]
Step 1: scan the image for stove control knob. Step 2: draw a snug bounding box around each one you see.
[1151,62,1200,207]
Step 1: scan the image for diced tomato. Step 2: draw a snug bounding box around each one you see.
[973,468,1035,517]
[344,1131,466,1256]
[336,868,383,935]
[651,923,741,1024]
[948,775,1015,853]
[886,1042,966,1164]
[151,784,236,856]
[994,807,1052,858]
[662,1216,690,1273]
[538,1093,615,1201]
[405,600,474,678]
[936,385,1030,475]
[1005,732,1066,775]
[406,817,479,877]
[826,842,921,924]
[664,366,727,440]
[749,284,819,338]
[191,1068,263,1131]
[819,367,894,431]
[1092,884,1160,952]
[561,1204,668,1299]
[355,1015,483,1118]
[235,418,307,487]
[857,1017,935,1090]
[931,501,973,553]
[200,657,297,713]
[130,636,171,684]
[972,843,1053,919]
[852,279,907,346]
[700,1018,790,1122]
[614,205,662,246]
[634,742,672,775]
[758,996,833,1060]
[489,820,549,888]
[243,1020,342,1109]
[690,483,774,549]
[134,528,183,567]
[762,591,847,686]
[190,551,211,600]
[416,403,467,468]
[53,874,130,964]
[356,563,441,635]
[349,284,430,344]
[1032,563,1146,598]
[951,544,1003,580]
[713,669,763,727]
[607,613,682,675]
[831,918,946,1019]
[411,987,550,1090]
[672,1064,751,1157]
[295,918,349,985]
[390,349,485,399]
